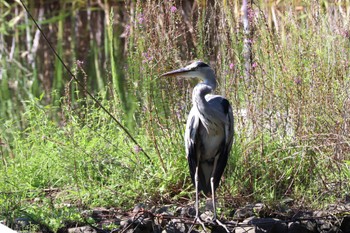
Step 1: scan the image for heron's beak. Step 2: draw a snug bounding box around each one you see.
[161,67,190,77]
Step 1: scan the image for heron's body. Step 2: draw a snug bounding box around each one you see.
[186,94,233,195]
[161,61,234,231]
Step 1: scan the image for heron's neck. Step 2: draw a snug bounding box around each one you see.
[192,83,213,112]
[192,70,217,119]
[201,69,217,90]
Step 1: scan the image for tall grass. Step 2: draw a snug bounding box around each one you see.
[1,0,350,231]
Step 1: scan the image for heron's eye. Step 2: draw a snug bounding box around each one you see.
[196,62,209,68]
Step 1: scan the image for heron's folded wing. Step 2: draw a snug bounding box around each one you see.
[185,108,200,187]
[213,99,234,190]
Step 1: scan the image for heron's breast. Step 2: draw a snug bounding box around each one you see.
[198,125,224,161]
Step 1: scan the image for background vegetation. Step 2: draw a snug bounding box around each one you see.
[0,0,350,231]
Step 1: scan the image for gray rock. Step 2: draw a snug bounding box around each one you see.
[270,221,288,233]
[14,217,31,231]
[316,219,339,233]
[253,203,265,214]
[235,217,290,233]
[175,206,186,216]
[165,219,187,233]
[251,217,287,233]
[68,226,97,233]
[235,225,255,233]
[133,203,147,213]
[288,221,313,233]
[205,198,214,212]
[120,219,132,228]
[200,211,214,222]
[188,207,196,217]
[234,204,255,219]
[156,205,174,216]
[243,216,258,224]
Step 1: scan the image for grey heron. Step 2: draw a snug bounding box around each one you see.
[162,61,234,230]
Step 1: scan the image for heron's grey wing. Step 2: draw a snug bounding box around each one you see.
[185,107,200,187]
[213,98,234,191]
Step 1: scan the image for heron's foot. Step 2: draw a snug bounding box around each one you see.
[188,216,207,233]
[212,218,230,233]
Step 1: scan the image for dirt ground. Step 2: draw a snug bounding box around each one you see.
[52,202,350,233]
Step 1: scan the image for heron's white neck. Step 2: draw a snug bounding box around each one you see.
[191,70,218,133]
[192,68,216,106]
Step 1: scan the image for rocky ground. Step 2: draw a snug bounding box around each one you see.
[4,199,350,233]
[9,201,350,233]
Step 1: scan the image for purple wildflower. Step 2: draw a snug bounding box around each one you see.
[341,30,350,39]
[170,6,177,13]
[138,14,145,24]
[76,60,84,69]
[142,52,153,63]
[134,145,142,153]
[229,63,234,70]
[252,62,257,68]
[294,77,302,85]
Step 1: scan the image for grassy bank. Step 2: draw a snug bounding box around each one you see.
[0,0,350,231]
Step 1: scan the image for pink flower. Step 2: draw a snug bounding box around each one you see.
[170,6,177,13]
[142,52,153,63]
[138,14,145,24]
[134,145,142,153]
[229,63,234,70]
[252,62,257,68]
[294,77,302,85]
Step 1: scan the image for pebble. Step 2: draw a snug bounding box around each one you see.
[68,226,97,233]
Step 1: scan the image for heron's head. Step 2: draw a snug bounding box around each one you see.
[161,61,213,78]
[161,61,216,87]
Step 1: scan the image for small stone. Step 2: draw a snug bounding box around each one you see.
[133,203,146,213]
[295,220,315,232]
[205,198,214,212]
[68,226,97,233]
[281,197,294,205]
[120,219,132,228]
[175,206,184,215]
[156,206,169,214]
[243,216,258,224]
[313,210,327,217]
[14,217,31,230]
[235,224,255,233]
[188,207,196,217]
[253,203,265,215]
[166,219,186,233]
[234,204,255,219]
[288,222,310,233]
[271,220,288,233]
[200,211,213,222]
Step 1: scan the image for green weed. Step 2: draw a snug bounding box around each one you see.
[0,0,350,231]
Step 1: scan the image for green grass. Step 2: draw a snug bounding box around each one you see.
[1,0,350,231]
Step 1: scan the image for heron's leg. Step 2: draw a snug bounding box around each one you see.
[210,157,219,220]
[210,159,230,233]
[195,166,200,219]
[210,177,217,220]
[210,177,229,232]
[189,166,207,233]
